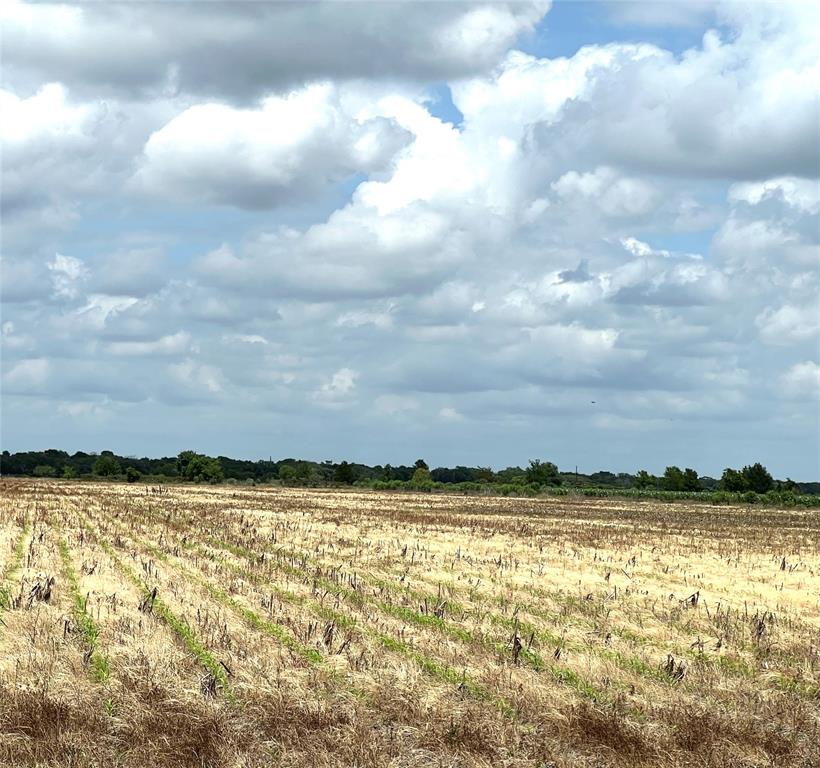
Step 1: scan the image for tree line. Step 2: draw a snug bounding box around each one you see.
[2,449,816,502]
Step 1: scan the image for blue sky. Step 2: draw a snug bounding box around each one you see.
[525,0,724,58]
[1,1,818,477]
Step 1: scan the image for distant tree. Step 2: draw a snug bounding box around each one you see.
[93,455,121,477]
[62,465,76,479]
[33,465,56,477]
[742,463,774,494]
[173,450,222,483]
[475,466,495,483]
[682,468,701,492]
[304,467,324,486]
[126,467,141,483]
[590,471,617,484]
[414,458,429,471]
[720,468,747,492]
[176,450,198,478]
[662,466,685,491]
[526,459,562,486]
[635,470,655,489]
[334,461,355,484]
[278,464,297,484]
[381,464,394,481]
[410,466,433,487]
[495,466,526,484]
[185,455,223,483]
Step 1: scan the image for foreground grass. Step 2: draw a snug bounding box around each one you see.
[93,534,233,700]
[58,537,110,683]
[1,479,818,768]
[101,509,522,713]
[0,517,31,613]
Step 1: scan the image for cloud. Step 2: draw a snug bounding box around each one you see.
[196,202,470,301]
[48,253,88,300]
[756,304,820,346]
[0,83,93,145]
[2,1,818,476]
[335,308,395,330]
[608,239,729,307]
[90,248,168,298]
[1,85,101,228]
[106,331,192,357]
[0,82,181,256]
[439,407,465,422]
[3,358,50,392]
[313,368,359,408]
[781,361,820,400]
[57,400,109,419]
[457,3,819,181]
[376,394,419,416]
[1,1,549,101]
[729,177,820,213]
[134,84,412,208]
[551,167,660,219]
[167,358,224,398]
[223,334,268,346]
[715,175,820,269]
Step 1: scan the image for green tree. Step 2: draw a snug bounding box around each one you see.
[176,450,198,478]
[278,464,297,484]
[495,466,526,484]
[175,450,223,483]
[304,467,324,486]
[33,465,56,477]
[185,455,223,483]
[720,468,747,492]
[682,468,700,492]
[662,466,685,491]
[742,463,774,494]
[526,459,562,486]
[410,466,433,488]
[334,461,355,484]
[62,465,76,479]
[475,466,495,483]
[414,458,429,471]
[635,470,654,489]
[93,455,121,477]
[126,467,141,483]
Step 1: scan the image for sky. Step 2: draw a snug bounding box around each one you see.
[1,0,818,478]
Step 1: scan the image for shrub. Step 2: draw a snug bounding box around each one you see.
[771,490,797,507]
[125,467,141,483]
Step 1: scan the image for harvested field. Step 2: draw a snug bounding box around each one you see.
[1,478,818,767]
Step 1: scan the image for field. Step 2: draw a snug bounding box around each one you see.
[0,480,818,767]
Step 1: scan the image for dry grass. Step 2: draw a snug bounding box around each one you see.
[0,478,818,767]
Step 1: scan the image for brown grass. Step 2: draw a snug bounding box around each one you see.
[0,478,818,767]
